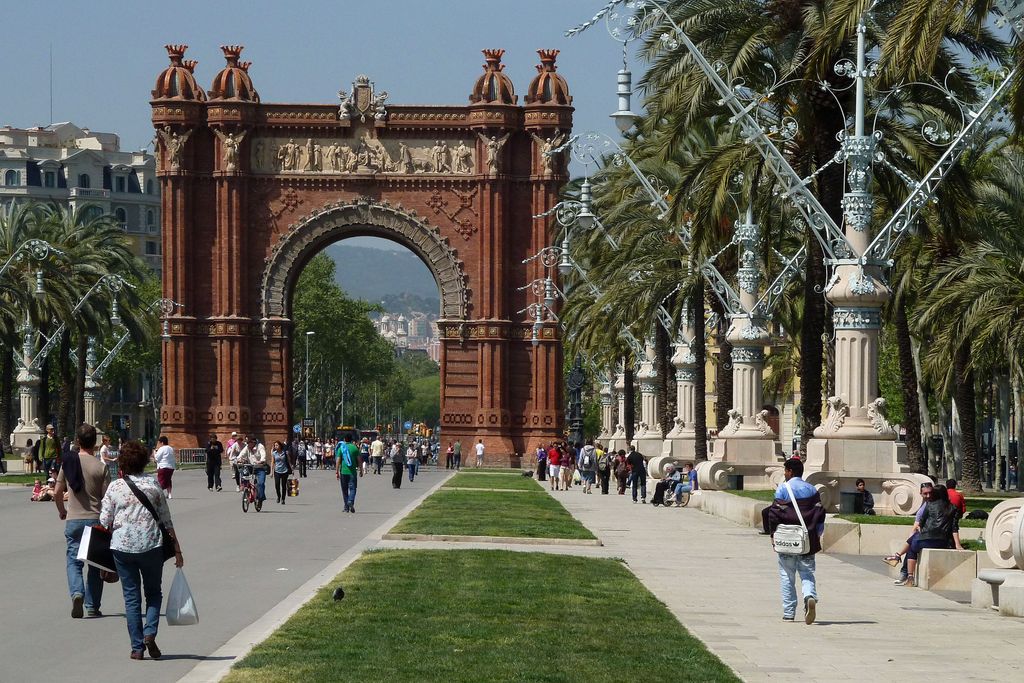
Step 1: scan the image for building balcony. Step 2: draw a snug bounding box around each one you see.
[69,187,110,199]
[143,254,162,270]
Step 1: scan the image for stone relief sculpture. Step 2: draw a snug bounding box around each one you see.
[867,397,895,435]
[754,409,777,438]
[158,126,192,171]
[453,141,473,174]
[338,74,388,122]
[213,129,247,172]
[719,408,744,436]
[822,395,848,433]
[477,132,511,174]
[530,130,567,176]
[249,135,475,175]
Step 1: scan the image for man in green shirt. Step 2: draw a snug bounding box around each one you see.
[335,435,361,513]
[39,424,59,474]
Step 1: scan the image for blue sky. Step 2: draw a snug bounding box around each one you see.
[3,0,640,156]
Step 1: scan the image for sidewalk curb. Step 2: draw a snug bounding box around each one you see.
[177,471,454,683]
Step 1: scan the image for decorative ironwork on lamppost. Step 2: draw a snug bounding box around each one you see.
[567,0,1024,502]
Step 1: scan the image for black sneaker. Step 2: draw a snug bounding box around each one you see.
[86,609,103,618]
[71,595,84,619]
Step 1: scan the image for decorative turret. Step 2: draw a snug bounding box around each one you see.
[469,49,517,105]
[525,50,571,105]
[208,45,260,102]
[152,45,206,101]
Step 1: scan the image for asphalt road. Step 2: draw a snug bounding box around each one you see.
[0,463,445,682]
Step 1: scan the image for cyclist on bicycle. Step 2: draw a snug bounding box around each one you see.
[237,436,268,503]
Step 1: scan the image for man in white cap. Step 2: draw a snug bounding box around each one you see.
[226,431,243,492]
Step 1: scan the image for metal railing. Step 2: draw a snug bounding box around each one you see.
[177,448,206,465]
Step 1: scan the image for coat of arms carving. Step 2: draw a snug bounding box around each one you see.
[338,75,388,123]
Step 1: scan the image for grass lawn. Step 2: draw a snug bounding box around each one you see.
[390,489,595,539]
[728,489,775,502]
[463,467,525,474]
[0,473,40,485]
[442,473,542,491]
[223,549,739,683]
[837,513,985,528]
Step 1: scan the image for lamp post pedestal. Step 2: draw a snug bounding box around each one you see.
[607,370,628,451]
[598,378,615,440]
[84,378,103,434]
[12,366,44,450]
[697,314,783,490]
[633,342,663,457]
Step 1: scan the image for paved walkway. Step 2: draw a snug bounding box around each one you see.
[546,488,1024,682]
[0,465,447,683]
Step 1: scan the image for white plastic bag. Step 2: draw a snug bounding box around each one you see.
[166,568,199,626]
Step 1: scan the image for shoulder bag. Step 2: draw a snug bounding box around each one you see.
[123,476,177,562]
[772,479,810,555]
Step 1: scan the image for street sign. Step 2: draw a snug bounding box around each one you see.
[301,418,316,440]
[403,421,412,430]
[292,423,301,434]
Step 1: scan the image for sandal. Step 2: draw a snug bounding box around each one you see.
[882,555,901,567]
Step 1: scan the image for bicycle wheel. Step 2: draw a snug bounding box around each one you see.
[242,489,249,513]
[255,498,263,512]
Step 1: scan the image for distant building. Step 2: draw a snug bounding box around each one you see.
[0,122,162,273]
[0,122,161,442]
[373,310,440,363]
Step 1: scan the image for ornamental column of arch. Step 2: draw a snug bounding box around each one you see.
[524,48,573,442]
[152,44,205,447]
[208,45,260,435]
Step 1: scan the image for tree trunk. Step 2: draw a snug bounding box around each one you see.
[57,329,74,439]
[715,334,733,431]
[894,299,926,473]
[954,344,982,493]
[799,223,826,455]
[39,356,51,438]
[74,335,87,428]
[997,373,1011,491]
[0,345,12,455]
[656,322,673,435]
[1014,372,1023,492]
[623,359,635,445]
[692,286,708,461]
[911,338,938,475]
[937,399,954,479]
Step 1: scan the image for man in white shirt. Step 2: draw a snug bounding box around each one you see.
[370,436,384,475]
[475,439,485,467]
[238,436,268,502]
[153,436,176,499]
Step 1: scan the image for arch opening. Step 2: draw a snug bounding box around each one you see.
[262,199,469,325]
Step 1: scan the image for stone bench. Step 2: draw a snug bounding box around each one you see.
[917,548,978,592]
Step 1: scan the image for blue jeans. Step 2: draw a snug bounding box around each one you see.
[631,473,647,502]
[64,519,104,611]
[340,473,357,510]
[113,547,164,653]
[778,553,817,618]
[673,483,692,502]
[255,468,267,501]
[407,461,418,481]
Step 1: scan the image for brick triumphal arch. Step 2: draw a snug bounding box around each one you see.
[151,45,572,461]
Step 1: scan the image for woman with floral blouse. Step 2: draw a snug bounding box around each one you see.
[100,440,183,661]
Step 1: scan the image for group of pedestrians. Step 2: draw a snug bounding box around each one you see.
[55,422,184,660]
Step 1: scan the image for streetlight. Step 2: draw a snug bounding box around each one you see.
[305,330,315,419]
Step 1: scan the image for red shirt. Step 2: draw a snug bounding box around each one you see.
[547,448,560,467]
[947,488,966,515]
